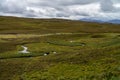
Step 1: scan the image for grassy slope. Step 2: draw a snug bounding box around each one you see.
[0,16,120,34]
[0,16,120,80]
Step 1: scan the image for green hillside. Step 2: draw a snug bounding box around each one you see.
[0,16,120,34]
[0,16,120,80]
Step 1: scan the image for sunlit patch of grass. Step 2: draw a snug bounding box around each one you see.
[47,40,86,46]
[99,38,120,47]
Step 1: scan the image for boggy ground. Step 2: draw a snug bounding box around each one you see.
[0,16,120,80]
[0,32,120,80]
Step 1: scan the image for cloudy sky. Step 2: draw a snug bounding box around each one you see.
[0,0,120,21]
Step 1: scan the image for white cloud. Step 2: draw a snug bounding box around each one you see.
[0,0,120,21]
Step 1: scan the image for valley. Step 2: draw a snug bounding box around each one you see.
[0,16,120,80]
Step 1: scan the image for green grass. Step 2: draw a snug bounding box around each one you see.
[0,16,120,34]
[20,63,120,80]
[0,16,120,80]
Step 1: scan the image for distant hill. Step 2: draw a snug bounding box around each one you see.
[109,19,120,24]
[0,16,120,34]
[80,18,120,24]
[80,18,105,23]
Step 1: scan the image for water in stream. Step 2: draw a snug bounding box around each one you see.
[19,46,30,53]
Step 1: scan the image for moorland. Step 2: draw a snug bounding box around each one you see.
[0,16,120,80]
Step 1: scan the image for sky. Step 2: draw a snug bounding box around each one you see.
[0,0,120,21]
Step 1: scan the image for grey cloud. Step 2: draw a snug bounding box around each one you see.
[0,0,120,20]
[100,0,115,12]
[0,0,26,13]
[28,0,98,6]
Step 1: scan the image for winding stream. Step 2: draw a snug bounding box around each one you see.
[19,46,30,53]
[16,33,85,54]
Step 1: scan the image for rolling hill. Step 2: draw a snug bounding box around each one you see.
[0,16,120,80]
[0,16,120,34]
